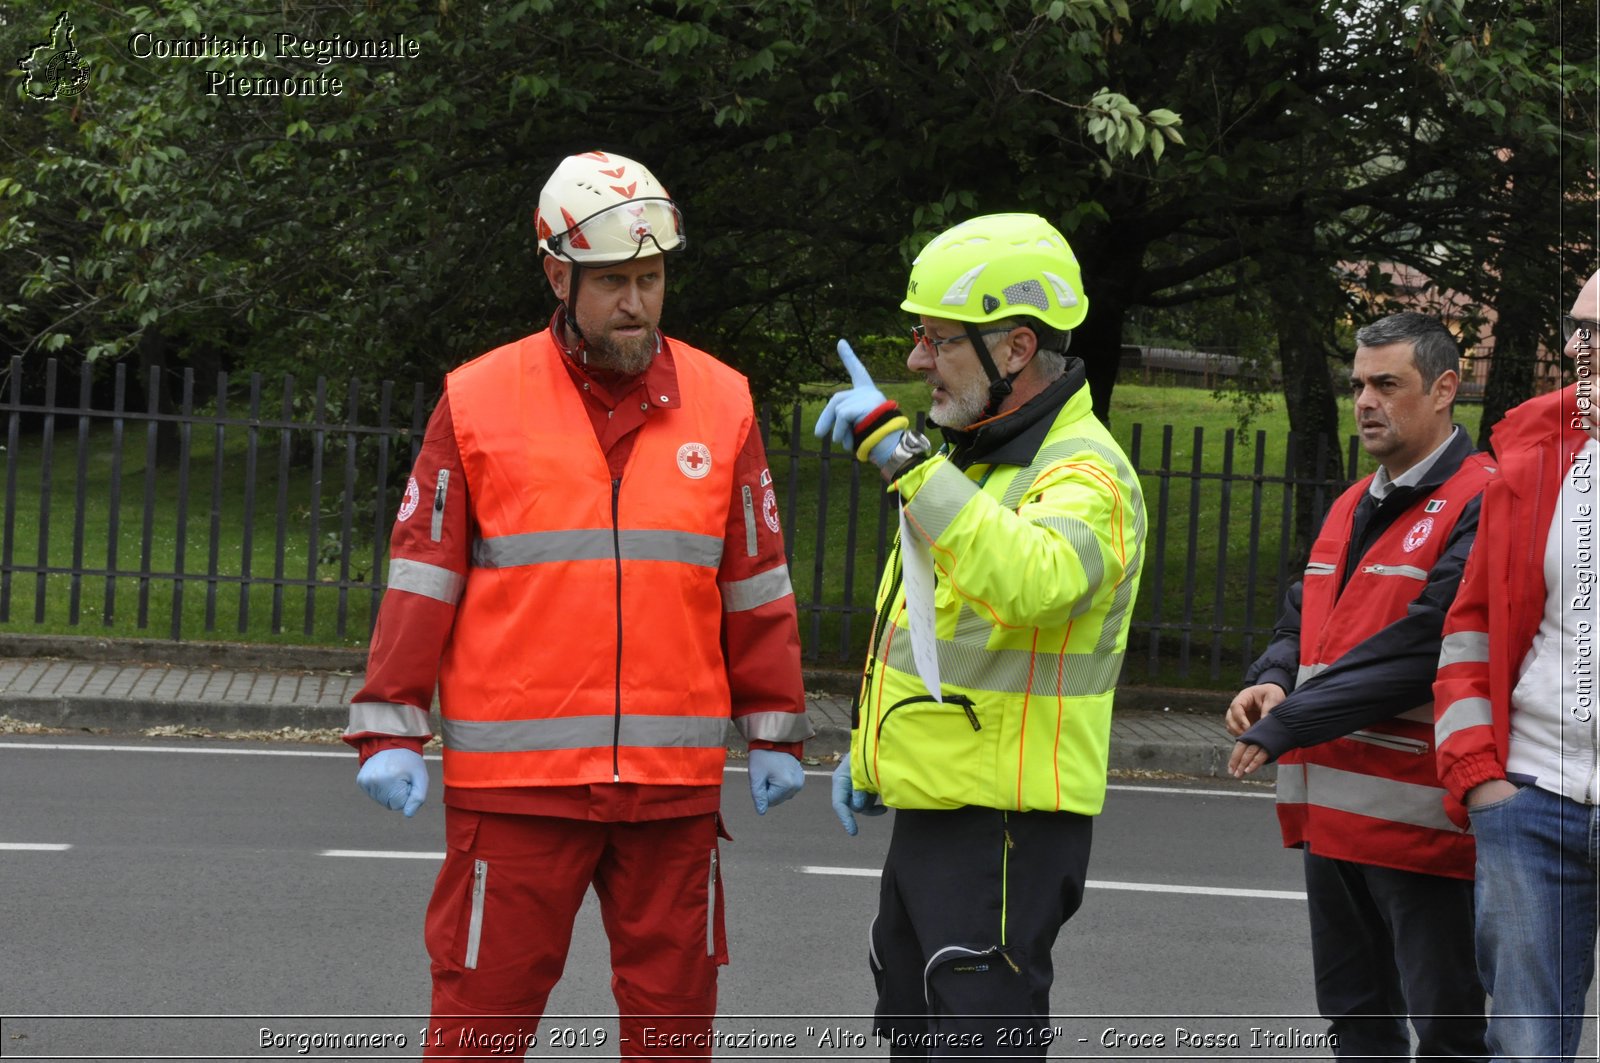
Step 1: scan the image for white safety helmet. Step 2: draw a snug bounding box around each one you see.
[535,151,685,265]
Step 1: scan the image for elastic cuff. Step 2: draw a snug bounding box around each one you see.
[850,406,903,453]
[856,415,909,463]
[849,400,900,445]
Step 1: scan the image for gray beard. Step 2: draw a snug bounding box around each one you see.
[931,382,987,430]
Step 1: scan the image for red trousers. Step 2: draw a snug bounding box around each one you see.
[421,808,729,1060]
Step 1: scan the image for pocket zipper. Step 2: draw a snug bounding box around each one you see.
[465,858,487,969]
[875,693,980,740]
[1346,730,1428,754]
[706,848,718,956]
[921,944,1020,1005]
[431,470,450,543]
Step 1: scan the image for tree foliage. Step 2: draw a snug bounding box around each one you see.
[1,0,1592,449]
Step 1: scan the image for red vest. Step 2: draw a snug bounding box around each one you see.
[437,330,752,789]
[1276,453,1492,879]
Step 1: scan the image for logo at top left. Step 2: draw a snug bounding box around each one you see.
[21,12,89,101]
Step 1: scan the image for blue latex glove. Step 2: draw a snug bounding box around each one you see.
[357,748,429,817]
[830,752,887,836]
[814,339,902,465]
[748,748,804,814]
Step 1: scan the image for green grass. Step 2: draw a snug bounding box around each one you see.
[2,381,1484,688]
[779,379,1484,686]
[1,415,388,647]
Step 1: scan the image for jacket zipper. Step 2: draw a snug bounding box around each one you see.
[431,470,450,543]
[858,537,906,773]
[611,478,624,782]
[465,858,488,969]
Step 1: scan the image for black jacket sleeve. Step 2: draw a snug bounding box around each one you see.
[1243,579,1304,694]
[1239,494,1482,759]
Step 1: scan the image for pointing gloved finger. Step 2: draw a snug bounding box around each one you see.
[837,339,876,389]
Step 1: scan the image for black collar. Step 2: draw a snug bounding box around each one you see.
[939,358,1088,471]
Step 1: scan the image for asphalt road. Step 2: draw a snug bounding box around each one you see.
[0,735,1560,1061]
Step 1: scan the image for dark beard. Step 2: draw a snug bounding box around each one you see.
[584,330,656,376]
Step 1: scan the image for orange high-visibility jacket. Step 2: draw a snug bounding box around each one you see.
[1277,454,1493,879]
[436,331,757,789]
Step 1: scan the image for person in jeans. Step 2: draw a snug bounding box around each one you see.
[1435,268,1600,1062]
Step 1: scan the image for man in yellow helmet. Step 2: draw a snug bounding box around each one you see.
[817,213,1146,1056]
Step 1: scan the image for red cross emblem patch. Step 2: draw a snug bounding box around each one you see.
[677,442,712,479]
[1402,516,1434,553]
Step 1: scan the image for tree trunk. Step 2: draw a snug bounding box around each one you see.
[1267,271,1344,560]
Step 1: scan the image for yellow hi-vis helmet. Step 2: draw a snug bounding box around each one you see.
[901,213,1088,332]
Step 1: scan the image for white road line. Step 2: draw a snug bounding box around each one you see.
[0,744,1267,800]
[799,864,882,877]
[321,849,443,860]
[1107,783,1273,799]
[800,866,1305,900]
[0,843,72,851]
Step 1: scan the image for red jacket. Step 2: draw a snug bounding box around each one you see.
[1435,385,1593,822]
[1275,452,1491,878]
[344,326,809,817]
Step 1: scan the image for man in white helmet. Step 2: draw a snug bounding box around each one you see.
[343,150,812,1057]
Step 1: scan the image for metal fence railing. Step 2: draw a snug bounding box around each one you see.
[1,357,1358,683]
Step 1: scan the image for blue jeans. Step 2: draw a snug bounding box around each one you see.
[1470,783,1600,1062]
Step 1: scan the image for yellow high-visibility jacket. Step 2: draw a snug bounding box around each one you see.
[851,377,1146,815]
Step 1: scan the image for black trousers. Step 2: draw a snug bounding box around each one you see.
[870,805,1093,1060]
[1303,850,1488,1061]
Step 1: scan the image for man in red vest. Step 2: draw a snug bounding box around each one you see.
[1225,311,1490,1060]
[342,150,812,1058]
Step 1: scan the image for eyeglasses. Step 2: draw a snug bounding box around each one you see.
[911,324,1015,353]
[1563,315,1600,344]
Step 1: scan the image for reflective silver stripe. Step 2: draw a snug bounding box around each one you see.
[344,700,432,738]
[1304,562,1337,576]
[473,528,722,569]
[465,859,486,969]
[1033,515,1105,618]
[903,462,980,544]
[733,710,815,743]
[720,564,794,613]
[1277,762,1308,803]
[741,485,757,557]
[1439,630,1490,669]
[1436,696,1494,746]
[386,557,465,604]
[1363,563,1429,580]
[882,630,1123,697]
[1276,763,1460,833]
[1297,662,1330,686]
[442,713,730,753]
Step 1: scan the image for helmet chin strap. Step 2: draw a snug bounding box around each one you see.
[962,322,1015,417]
[563,261,588,361]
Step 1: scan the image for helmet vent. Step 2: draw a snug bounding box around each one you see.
[941,264,987,306]
[1042,271,1080,308]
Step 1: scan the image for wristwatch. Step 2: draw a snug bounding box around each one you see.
[880,429,934,482]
